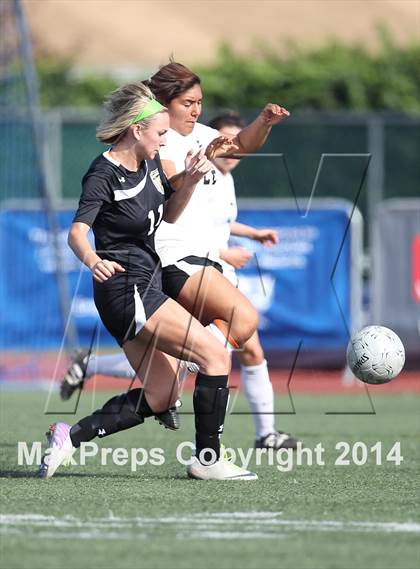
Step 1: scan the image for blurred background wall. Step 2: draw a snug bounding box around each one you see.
[23,0,420,73]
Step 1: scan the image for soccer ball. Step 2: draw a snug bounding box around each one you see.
[346,326,405,385]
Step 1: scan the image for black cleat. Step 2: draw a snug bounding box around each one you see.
[154,405,180,430]
[60,350,89,401]
[255,431,301,450]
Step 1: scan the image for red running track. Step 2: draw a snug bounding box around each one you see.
[0,353,418,393]
[88,369,419,394]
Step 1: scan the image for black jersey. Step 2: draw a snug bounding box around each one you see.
[74,152,173,273]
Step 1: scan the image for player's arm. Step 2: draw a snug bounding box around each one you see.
[161,159,186,191]
[163,150,213,223]
[164,137,239,184]
[230,221,279,247]
[209,104,290,158]
[68,222,125,283]
[219,246,252,269]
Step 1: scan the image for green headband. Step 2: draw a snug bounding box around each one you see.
[131,99,165,124]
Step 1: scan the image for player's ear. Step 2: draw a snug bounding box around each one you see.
[132,124,142,141]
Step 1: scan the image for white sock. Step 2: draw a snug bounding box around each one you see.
[206,323,234,353]
[240,359,275,439]
[86,354,136,379]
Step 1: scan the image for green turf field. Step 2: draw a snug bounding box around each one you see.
[1,390,419,569]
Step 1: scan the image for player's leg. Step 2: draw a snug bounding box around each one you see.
[60,349,198,402]
[124,297,243,474]
[122,300,257,478]
[87,353,135,379]
[60,351,135,400]
[237,331,300,450]
[42,298,254,479]
[172,265,259,348]
[238,332,275,441]
[67,347,182,449]
[44,275,256,481]
[67,296,230,441]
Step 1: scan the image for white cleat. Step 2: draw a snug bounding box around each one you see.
[39,422,76,479]
[178,360,200,384]
[187,456,258,480]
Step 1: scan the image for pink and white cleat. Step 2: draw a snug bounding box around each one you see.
[39,422,75,479]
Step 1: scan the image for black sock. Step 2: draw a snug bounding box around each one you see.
[193,372,229,465]
[70,388,153,447]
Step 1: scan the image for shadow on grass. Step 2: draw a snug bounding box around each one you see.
[0,470,39,478]
[0,469,191,481]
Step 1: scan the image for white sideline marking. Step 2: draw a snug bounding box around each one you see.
[1,513,419,541]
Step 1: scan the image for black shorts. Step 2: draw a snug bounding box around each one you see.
[93,268,169,347]
[162,255,223,300]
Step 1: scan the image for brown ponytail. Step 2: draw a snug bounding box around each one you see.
[148,62,201,105]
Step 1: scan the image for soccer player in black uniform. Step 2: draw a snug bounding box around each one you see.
[40,81,258,480]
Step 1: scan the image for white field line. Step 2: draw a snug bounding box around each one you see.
[1,513,419,541]
[0,528,280,541]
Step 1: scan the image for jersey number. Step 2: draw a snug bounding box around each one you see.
[147,204,164,236]
[203,169,217,185]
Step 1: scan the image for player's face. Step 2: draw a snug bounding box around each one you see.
[136,111,169,160]
[167,84,203,136]
[212,125,242,174]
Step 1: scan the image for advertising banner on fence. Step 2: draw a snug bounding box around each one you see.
[0,209,113,349]
[232,207,351,351]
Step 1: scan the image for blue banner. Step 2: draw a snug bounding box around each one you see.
[0,209,114,349]
[0,206,351,351]
[232,207,351,350]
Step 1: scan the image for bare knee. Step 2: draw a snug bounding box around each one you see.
[231,305,259,347]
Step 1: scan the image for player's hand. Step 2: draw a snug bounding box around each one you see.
[223,246,252,269]
[91,259,125,283]
[184,149,213,185]
[205,136,239,160]
[259,104,290,126]
[253,228,279,247]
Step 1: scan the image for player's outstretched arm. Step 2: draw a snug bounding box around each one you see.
[163,149,213,223]
[68,222,125,282]
[205,136,239,161]
[216,104,290,158]
[230,221,279,247]
[164,137,238,187]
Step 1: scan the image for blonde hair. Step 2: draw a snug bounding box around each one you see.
[96,82,167,144]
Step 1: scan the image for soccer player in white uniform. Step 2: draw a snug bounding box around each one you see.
[148,63,287,352]
[150,63,297,455]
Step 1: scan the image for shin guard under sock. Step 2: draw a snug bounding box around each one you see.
[70,388,153,447]
[193,373,229,464]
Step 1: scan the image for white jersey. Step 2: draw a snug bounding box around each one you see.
[208,169,238,283]
[155,122,220,267]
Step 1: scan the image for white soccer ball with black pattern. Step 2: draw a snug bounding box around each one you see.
[346,326,405,384]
